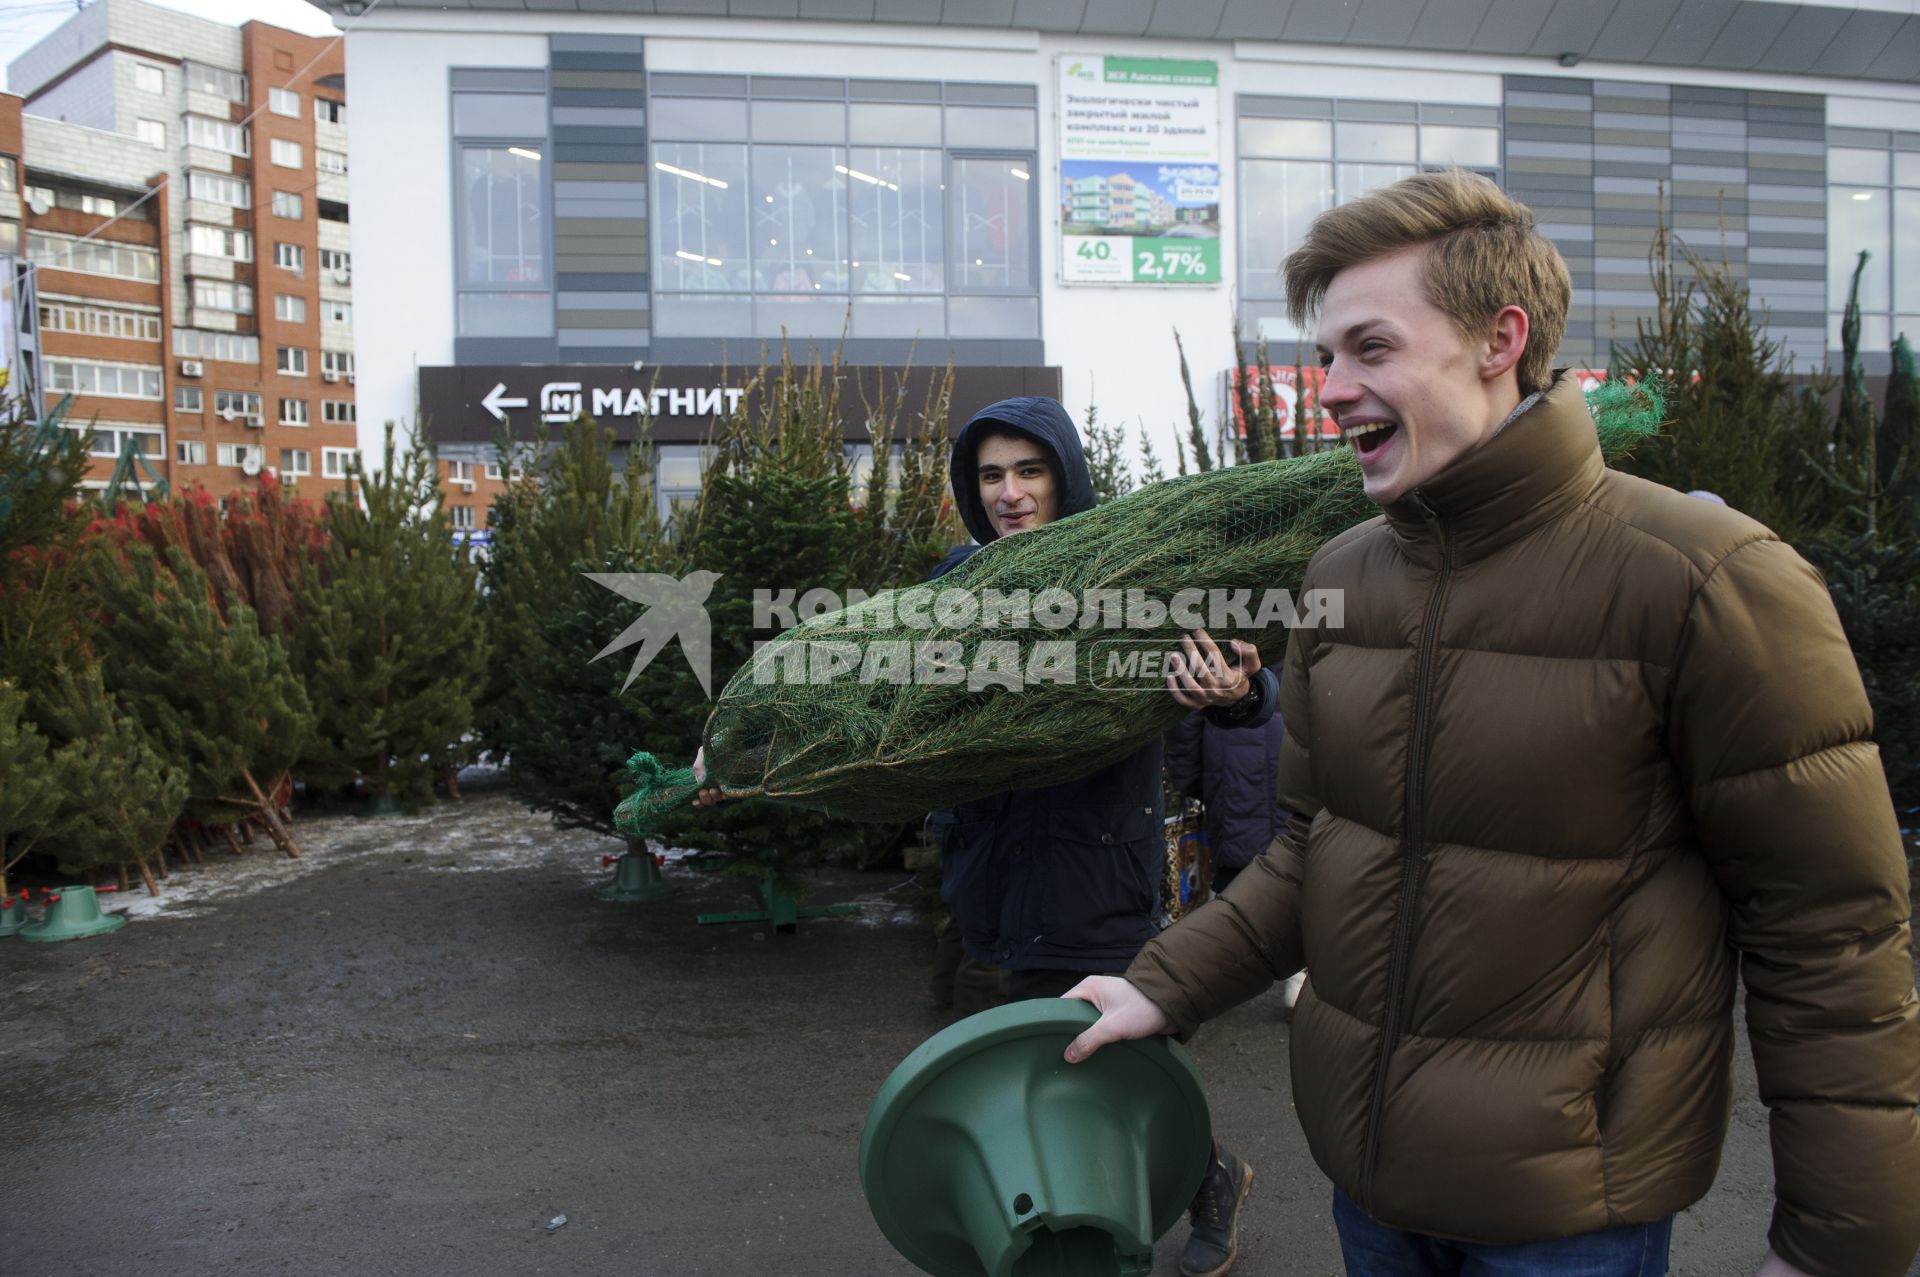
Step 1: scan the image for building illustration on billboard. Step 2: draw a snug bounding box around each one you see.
[1060,164,1219,239]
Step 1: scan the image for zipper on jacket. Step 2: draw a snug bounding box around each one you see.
[1360,492,1455,1204]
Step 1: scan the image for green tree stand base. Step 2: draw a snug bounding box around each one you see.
[596,850,679,902]
[0,898,28,937]
[19,886,127,943]
[356,794,410,818]
[697,880,859,931]
[860,999,1212,1277]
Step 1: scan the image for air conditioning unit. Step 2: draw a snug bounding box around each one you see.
[322,370,340,383]
[179,359,204,377]
[346,373,356,384]
[242,414,264,430]
[457,479,475,493]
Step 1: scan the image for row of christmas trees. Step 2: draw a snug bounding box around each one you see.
[0,352,967,902]
[0,399,485,899]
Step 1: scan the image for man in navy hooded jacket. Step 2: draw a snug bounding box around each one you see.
[930,396,1275,1277]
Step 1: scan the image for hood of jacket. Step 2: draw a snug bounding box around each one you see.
[947,396,1096,546]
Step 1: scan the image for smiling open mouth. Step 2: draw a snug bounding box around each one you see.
[1347,422,1399,459]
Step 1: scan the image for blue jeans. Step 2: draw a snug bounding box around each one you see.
[1333,1189,1672,1277]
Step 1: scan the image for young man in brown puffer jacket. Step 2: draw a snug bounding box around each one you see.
[1060,169,1920,1277]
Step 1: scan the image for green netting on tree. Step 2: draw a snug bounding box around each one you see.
[615,379,1665,836]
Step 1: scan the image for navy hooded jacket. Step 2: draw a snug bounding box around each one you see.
[927,397,1166,973]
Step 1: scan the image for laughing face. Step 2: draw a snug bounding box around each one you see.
[1315,244,1529,507]
[975,431,1059,539]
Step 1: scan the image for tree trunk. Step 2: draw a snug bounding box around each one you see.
[445,767,463,801]
[220,825,246,857]
[242,769,302,859]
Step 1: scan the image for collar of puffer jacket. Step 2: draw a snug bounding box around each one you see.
[1380,369,1605,568]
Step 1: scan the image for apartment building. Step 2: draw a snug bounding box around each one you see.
[6,0,359,503]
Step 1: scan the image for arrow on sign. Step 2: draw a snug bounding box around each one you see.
[482,382,529,422]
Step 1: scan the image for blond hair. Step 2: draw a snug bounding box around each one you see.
[1282,170,1570,395]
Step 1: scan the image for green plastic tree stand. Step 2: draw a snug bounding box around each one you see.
[19,886,127,944]
[0,897,27,938]
[596,850,679,902]
[860,999,1212,1277]
[357,794,409,818]
[696,879,859,931]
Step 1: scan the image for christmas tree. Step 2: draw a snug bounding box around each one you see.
[29,663,186,885]
[291,428,487,801]
[0,681,61,900]
[87,536,312,844]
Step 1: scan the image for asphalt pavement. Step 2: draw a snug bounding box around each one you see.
[0,788,1904,1276]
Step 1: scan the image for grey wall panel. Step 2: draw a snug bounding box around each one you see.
[549,35,650,353]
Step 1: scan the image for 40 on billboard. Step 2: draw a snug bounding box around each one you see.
[1064,235,1220,284]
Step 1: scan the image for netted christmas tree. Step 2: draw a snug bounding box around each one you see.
[0,680,61,900]
[617,380,1663,836]
[291,428,487,802]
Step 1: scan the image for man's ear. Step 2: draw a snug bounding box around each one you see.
[1482,305,1530,383]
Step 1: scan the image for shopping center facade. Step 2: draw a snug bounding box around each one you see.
[309,0,1920,489]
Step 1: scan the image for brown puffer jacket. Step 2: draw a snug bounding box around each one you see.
[1127,371,1920,1277]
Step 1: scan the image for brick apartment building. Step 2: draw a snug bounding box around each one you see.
[3,0,487,518]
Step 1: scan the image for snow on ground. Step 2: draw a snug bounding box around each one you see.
[104,793,631,922]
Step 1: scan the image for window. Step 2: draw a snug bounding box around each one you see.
[27,230,159,281]
[0,157,14,194]
[277,346,308,376]
[185,114,249,156]
[449,505,476,530]
[456,144,551,337]
[0,223,14,255]
[315,98,345,126]
[647,80,1041,341]
[269,88,300,118]
[188,170,250,207]
[45,359,164,399]
[485,460,502,480]
[270,138,303,169]
[214,390,263,420]
[317,198,349,224]
[186,62,246,101]
[75,424,162,459]
[320,349,355,377]
[188,224,253,261]
[1827,141,1919,356]
[137,118,165,148]
[322,299,351,324]
[176,440,207,465]
[319,247,351,276]
[1237,98,1500,342]
[26,186,130,218]
[316,148,347,175]
[216,443,262,468]
[175,330,260,362]
[192,279,254,314]
[271,190,303,219]
[134,63,164,93]
[40,300,162,341]
[175,386,204,414]
[279,448,311,476]
[275,242,305,273]
[322,446,356,478]
[275,294,308,322]
[280,398,309,425]
[322,399,356,424]
[448,459,475,483]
